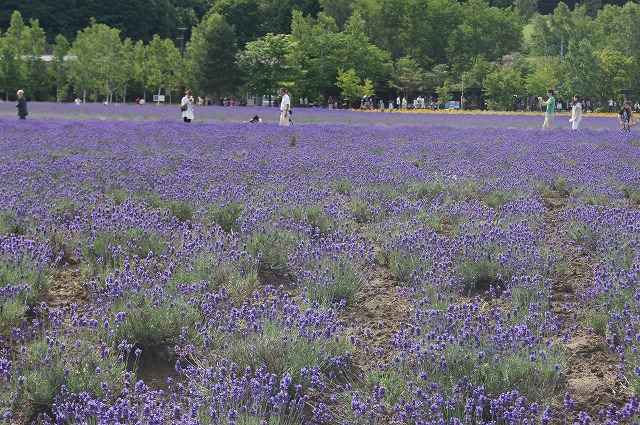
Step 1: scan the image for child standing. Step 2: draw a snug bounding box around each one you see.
[569,94,582,131]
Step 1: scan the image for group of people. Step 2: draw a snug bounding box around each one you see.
[538,89,637,131]
[12,87,638,133]
[181,88,291,126]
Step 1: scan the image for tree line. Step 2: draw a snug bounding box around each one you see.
[1,0,639,110]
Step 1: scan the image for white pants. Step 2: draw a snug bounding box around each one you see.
[542,114,554,130]
[280,111,290,126]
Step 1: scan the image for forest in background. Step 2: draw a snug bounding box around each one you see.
[1,0,640,110]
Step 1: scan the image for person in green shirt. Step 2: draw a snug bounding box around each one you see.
[538,89,556,130]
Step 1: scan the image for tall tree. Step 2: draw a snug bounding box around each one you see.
[392,56,423,100]
[594,49,635,104]
[145,35,183,101]
[318,0,354,28]
[446,0,522,76]
[212,0,264,49]
[592,3,640,97]
[337,12,392,87]
[0,11,26,100]
[483,66,524,110]
[20,18,49,100]
[186,12,243,103]
[524,58,560,101]
[68,21,124,102]
[561,39,601,103]
[52,34,70,102]
[0,0,177,43]
[238,33,298,103]
[290,12,341,100]
[336,68,373,107]
[529,3,593,59]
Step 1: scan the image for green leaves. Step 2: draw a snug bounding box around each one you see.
[186,12,242,100]
[336,68,374,107]
[238,33,297,98]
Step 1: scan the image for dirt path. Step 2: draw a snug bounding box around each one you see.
[543,191,627,419]
[348,266,412,366]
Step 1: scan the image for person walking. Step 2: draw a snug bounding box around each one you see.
[538,89,556,130]
[181,90,195,123]
[279,88,291,126]
[569,94,583,131]
[16,90,28,119]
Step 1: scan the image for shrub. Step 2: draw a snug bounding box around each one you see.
[111,295,202,353]
[211,202,244,233]
[12,333,129,420]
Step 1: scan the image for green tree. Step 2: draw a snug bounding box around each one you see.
[290,12,341,101]
[318,0,354,28]
[113,38,135,103]
[594,49,635,105]
[529,4,593,59]
[0,11,26,100]
[337,12,392,87]
[561,39,600,104]
[421,0,463,67]
[238,33,298,104]
[446,0,522,76]
[483,66,524,110]
[258,0,322,37]
[0,11,50,100]
[186,12,243,104]
[435,82,453,105]
[524,58,560,101]
[0,0,178,43]
[20,18,49,100]
[514,0,538,20]
[392,56,423,100]
[336,68,373,107]
[132,40,151,100]
[68,21,125,102]
[52,34,70,102]
[212,0,263,49]
[423,64,450,92]
[145,35,183,102]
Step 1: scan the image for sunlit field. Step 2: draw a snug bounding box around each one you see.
[0,100,625,129]
[1,103,639,424]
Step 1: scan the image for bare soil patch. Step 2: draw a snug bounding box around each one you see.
[32,191,634,422]
[348,266,412,366]
[37,263,88,310]
[543,190,628,419]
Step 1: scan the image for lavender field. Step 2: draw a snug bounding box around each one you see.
[1,104,640,424]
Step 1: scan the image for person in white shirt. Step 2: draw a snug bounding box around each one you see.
[279,88,291,126]
[569,94,583,131]
[181,90,195,123]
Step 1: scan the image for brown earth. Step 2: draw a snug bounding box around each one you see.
[543,191,627,420]
[34,191,632,423]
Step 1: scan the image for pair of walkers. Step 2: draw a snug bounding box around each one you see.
[539,89,583,131]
